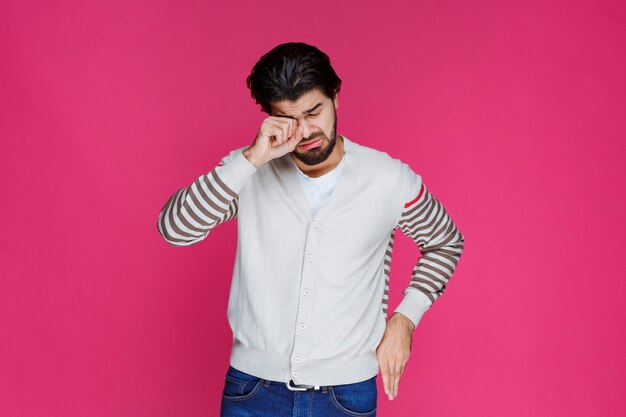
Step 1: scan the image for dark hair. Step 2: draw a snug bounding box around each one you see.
[246,42,342,114]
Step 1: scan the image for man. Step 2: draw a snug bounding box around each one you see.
[157,42,465,417]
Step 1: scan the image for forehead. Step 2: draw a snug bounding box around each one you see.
[270,88,328,116]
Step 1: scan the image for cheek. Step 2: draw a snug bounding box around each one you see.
[321,116,334,134]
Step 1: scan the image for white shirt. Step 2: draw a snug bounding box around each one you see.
[290,152,347,216]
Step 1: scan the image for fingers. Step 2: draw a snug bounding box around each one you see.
[258,117,296,145]
[379,360,390,399]
[379,354,407,400]
[275,124,304,155]
[386,362,403,400]
[263,122,287,144]
[392,364,404,399]
[278,121,289,145]
[253,117,300,163]
[389,365,396,400]
[270,117,297,145]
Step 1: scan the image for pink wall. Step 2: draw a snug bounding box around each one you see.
[1,1,624,416]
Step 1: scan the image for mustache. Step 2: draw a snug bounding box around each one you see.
[302,133,325,142]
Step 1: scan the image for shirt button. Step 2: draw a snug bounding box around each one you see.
[311,221,317,228]
[292,371,299,378]
[303,289,311,296]
[306,254,313,261]
[299,322,306,329]
[295,357,302,363]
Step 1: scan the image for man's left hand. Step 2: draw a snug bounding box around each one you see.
[376,312,415,400]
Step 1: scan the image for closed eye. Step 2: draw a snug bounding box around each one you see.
[306,113,320,118]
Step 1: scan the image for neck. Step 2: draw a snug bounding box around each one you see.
[291,135,345,178]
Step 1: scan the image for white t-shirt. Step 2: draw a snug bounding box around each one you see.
[290,152,347,216]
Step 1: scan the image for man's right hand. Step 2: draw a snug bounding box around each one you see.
[243,116,305,168]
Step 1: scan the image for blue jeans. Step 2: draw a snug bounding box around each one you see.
[220,365,378,417]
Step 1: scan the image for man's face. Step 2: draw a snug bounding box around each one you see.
[269,87,339,166]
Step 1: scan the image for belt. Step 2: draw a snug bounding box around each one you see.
[286,379,322,391]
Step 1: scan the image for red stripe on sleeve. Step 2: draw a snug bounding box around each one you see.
[403,183,425,208]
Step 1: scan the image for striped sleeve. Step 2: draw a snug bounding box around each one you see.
[392,171,465,330]
[156,148,257,246]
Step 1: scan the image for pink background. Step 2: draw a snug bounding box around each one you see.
[1,1,624,416]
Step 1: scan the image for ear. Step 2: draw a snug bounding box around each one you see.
[332,93,339,110]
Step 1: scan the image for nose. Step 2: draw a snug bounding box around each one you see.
[299,119,318,140]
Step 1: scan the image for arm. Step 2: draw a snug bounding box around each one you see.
[392,173,466,330]
[377,166,465,401]
[156,148,258,246]
[157,114,305,246]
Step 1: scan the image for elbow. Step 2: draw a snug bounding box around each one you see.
[156,212,207,247]
[455,231,466,256]
[163,236,205,247]
[158,226,208,247]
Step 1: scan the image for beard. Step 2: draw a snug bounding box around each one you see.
[291,108,337,166]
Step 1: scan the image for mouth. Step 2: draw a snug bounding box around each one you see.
[298,137,324,151]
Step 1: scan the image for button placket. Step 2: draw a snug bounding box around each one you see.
[289,219,320,383]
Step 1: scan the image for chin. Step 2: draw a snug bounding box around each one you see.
[294,139,335,166]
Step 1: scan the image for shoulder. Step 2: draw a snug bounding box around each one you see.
[347,137,422,199]
[345,137,402,170]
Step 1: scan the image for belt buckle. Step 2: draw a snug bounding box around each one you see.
[286,379,321,391]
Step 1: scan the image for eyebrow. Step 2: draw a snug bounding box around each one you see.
[275,102,323,118]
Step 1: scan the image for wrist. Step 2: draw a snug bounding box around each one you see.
[392,312,416,332]
[243,147,264,169]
